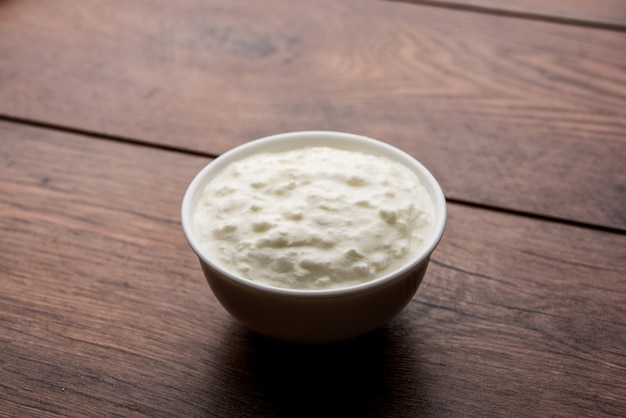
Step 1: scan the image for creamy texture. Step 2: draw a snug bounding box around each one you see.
[194,147,434,290]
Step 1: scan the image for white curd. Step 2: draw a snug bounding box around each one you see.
[193,146,434,290]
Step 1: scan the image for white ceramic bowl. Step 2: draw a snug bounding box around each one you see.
[181,131,446,343]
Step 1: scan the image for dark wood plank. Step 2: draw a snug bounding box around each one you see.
[1,121,625,417]
[1,0,625,231]
[392,0,626,28]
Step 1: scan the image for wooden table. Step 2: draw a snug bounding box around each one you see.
[1,0,625,416]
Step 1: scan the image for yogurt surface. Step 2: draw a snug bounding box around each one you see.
[193,146,434,290]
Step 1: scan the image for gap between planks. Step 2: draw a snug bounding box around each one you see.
[2,114,624,236]
[0,114,218,160]
[382,0,626,32]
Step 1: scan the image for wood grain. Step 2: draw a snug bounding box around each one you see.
[0,0,625,230]
[1,121,625,417]
[390,0,626,28]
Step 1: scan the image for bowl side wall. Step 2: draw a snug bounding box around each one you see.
[200,256,430,344]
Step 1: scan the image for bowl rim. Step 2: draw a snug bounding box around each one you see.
[181,131,447,298]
